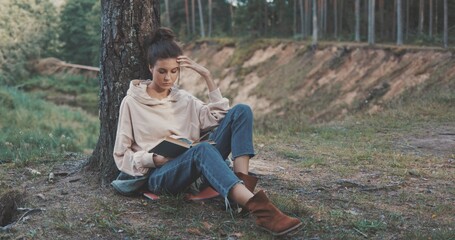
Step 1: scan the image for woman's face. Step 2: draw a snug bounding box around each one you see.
[150,58,179,91]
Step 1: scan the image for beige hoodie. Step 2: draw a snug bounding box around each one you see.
[113,80,230,176]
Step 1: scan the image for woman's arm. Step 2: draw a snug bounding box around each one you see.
[177,55,217,92]
[113,98,156,176]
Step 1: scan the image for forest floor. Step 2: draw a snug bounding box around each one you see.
[1,120,454,239]
[1,42,455,239]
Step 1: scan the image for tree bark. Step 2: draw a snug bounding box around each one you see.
[88,0,160,185]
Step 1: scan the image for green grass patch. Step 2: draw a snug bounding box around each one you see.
[19,74,99,114]
[0,86,99,166]
[353,219,387,234]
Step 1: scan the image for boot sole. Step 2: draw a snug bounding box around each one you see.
[259,221,303,236]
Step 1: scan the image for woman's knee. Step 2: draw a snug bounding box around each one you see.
[232,104,253,118]
[191,142,223,163]
[191,142,217,158]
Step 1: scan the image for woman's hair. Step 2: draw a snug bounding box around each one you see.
[146,27,183,67]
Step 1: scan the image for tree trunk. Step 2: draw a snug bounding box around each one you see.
[312,0,318,46]
[230,3,234,35]
[406,0,409,40]
[334,0,338,39]
[355,0,360,41]
[379,0,384,40]
[192,0,196,35]
[299,0,305,38]
[443,0,448,48]
[392,0,396,41]
[318,0,324,38]
[323,0,327,37]
[397,0,403,45]
[197,0,205,37]
[429,0,433,38]
[88,0,160,185]
[435,0,438,36]
[185,0,190,36]
[164,0,171,27]
[419,0,424,35]
[363,0,368,39]
[292,0,297,37]
[208,0,212,37]
[339,0,343,38]
[368,0,375,45]
[305,0,311,37]
[264,1,268,36]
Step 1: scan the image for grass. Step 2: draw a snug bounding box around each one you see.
[0,84,99,166]
[1,44,455,239]
[249,84,455,239]
[19,74,99,114]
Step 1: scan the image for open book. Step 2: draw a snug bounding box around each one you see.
[149,135,215,158]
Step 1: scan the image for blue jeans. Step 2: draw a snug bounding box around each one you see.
[147,104,255,198]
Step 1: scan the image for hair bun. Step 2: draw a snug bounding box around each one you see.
[151,27,176,44]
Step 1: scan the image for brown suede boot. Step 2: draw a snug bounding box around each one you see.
[235,172,259,215]
[235,172,258,193]
[245,190,303,236]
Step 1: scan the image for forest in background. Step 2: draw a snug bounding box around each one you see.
[0,1,454,238]
[164,0,454,46]
[1,0,455,86]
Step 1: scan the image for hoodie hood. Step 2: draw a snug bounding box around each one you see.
[126,80,180,105]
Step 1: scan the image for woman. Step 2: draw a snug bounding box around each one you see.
[112,27,302,236]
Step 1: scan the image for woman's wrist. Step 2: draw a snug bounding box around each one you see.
[203,73,217,92]
[151,153,157,165]
[202,71,212,81]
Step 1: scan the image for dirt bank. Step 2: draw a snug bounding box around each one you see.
[182,41,455,122]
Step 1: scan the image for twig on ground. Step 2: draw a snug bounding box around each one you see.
[353,227,368,238]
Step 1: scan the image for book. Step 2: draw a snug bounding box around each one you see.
[149,135,215,158]
[142,191,160,200]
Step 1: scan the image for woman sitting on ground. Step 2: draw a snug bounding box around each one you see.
[112,27,302,236]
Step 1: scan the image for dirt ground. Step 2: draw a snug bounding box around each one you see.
[2,42,454,239]
[1,126,454,239]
